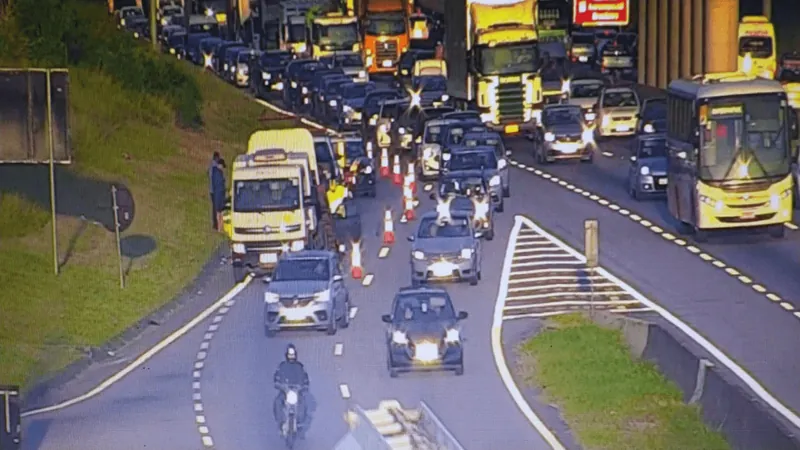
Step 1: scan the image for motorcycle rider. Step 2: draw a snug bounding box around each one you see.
[273,344,310,432]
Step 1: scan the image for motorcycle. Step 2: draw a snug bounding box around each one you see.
[279,385,302,449]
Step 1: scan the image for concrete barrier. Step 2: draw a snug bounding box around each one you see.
[588,312,800,450]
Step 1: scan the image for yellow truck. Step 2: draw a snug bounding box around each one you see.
[737,16,777,79]
[226,128,332,281]
[420,0,542,135]
[311,12,361,59]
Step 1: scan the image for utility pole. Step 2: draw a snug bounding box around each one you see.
[150,0,157,50]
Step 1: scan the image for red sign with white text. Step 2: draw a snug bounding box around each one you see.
[573,0,630,27]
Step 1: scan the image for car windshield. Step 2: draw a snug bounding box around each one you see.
[334,54,363,67]
[779,69,800,83]
[343,84,370,98]
[272,258,330,282]
[638,139,667,158]
[365,93,397,110]
[464,136,502,153]
[233,178,301,212]
[602,91,638,107]
[288,23,306,42]
[365,15,406,35]
[393,293,455,323]
[123,8,144,17]
[163,6,181,15]
[316,23,359,46]
[425,125,443,143]
[476,42,539,75]
[544,107,583,126]
[326,79,349,94]
[191,23,219,35]
[447,151,497,170]
[417,216,471,238]
[739,36,773,58]
[440,176,486,195]
[699,95,790,181]
[414,76,447,91]
[447,125,484,145]
[571,33,594,45]
[168,34,186,46]
[315,142,333,163]
[570,81,601,98]
[381,102,408,118]
[643,99,667,118]
[237,52,251,63]
[261,52,291,67]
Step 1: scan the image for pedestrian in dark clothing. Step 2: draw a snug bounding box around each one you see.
[209,152,227,231]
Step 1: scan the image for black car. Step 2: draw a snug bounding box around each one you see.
[322,78,357,121]
[627,134,668,199]
[362,88,404,139]
[397,49,435,86]
[252,50,294,98]
[186,32,211,65]
[440,119,487,153]
[165,31,187,59]
[637,97,666,134]
[410,75,449,109]
[198,37,223,67]
[599,43,635,81]
[335,82,377,130]
[218,43,248,78]
[382,286,468,377]
[309,69,346,109]
[284,59,327,110]
[314,74,350,118]
[333,136,377,197]
[569,31,596,65]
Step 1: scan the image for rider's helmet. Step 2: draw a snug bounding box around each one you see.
[285,344,298,362]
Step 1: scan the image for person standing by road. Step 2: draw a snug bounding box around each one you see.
[209,151,227,232]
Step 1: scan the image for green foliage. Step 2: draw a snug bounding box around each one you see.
[0,4,30,66]
[9,0,202,128]
[0,194,50,239]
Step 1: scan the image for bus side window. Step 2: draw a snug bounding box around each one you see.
[789,108,799,141]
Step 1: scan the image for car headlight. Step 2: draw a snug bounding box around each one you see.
[413,250,425,260]
[291,81,298,88]
[643,123,655,133]
[585,112,596,121]
[161,18,168,26]
[314,290,330,302]
[232,243,246,254]
[601,115,611,127]
[392,330,409,345]
[411,93,421,106]
[264,72,271,80]
[398,127,406,134]
[329,99,337,107]
[121,18,126,25]
[302,87,308,95]
[441,94,449,101]
[489,175,501,186]
[363,165,373,174]
[445,328,460,343]
[544,132,555,142]
[771,189,792,209]
[401,69,408,75]
[343,105,353,113]
[285,390,298,405]
[291,240,305,251]
[358,70,366,78]
[264,292,279,303]
[170,48,176,54]
[640,166,650,175]
[460,248,473,259]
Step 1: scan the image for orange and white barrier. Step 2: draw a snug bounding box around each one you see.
[392,155,403,185]
[380,147,390,178]
[350,240,363,279]
[383,209,395,244]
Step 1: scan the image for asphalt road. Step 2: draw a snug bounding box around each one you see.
[504,133,800,415]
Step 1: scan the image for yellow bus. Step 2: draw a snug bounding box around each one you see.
[666,73,798,240]
[737,16,776,79]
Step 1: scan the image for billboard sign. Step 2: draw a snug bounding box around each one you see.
[0,69,72,164]
[573,0,630,27]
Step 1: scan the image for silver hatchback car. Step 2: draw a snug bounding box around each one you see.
[263,250,351,336]
[408,210,482,286]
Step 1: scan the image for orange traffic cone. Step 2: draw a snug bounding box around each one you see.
[380,147,390,178]
[392,155,403,185]
[383,209,395,244]
[403,185,415,221]
[350,241,363,279]
[406,161,417,194]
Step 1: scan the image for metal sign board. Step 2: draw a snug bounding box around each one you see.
[0,69,72,164]
[573,0,630,27]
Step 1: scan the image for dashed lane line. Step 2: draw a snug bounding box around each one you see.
[511,215,800,431]
[507,158,799,319]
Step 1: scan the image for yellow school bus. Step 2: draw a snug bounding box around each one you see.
[666,73,797,240]
[738,16,776,79]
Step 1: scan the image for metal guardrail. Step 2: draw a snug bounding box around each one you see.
[418,401,465,450]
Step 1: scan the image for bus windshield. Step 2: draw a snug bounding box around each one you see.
[476,42,539,76]
[739,37,773,58]
[699,95,789,181]
[314,23,359,47]
[233,178,301,212]
[365,15,406,35]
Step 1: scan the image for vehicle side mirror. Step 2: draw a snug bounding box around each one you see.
[498,158,507,169]
[505,150,512,156]
[407,235,415,242]
[381,314,392,323]
[332,274,343,282]
[677,151,687,160]
[474,231,483,238]
[429,192,436,200]
[457,311,469,320]
[790,109,799,140]
[630,155,637,163]
[262,276,271,284]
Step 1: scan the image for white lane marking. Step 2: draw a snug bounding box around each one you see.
[507,275,605,284]
[349,306,358,319]
[508,282,619,292]
[504,310,572,320]
[334,343,344,356]
[196,415,206,424]
[194,403,204,412]
[513,246,564,254]
[518,216,800,431]
[609,307,653,313]
[198,426,209,434]
[193,393,202,401]
[504,300,641,311]
[193,381,201,390]
[378,247,390,258]
[21,276,254,417]
[785,223,798,230]
[202,435,214,447]
[491,215,566,450]
[362,274,374,286]
[339,384,351,399]
[508,267,587,277]
[602,151,614,157]
[512,253,576,261]
[510,260,585,269]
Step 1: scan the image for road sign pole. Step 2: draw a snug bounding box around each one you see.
[111,186,125,289]
[150,0,157,50]
[46,69,59,276]
[584,219,599,316]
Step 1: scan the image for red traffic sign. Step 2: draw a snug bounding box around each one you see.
[573,0,630,27]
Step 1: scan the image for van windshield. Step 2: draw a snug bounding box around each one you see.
[233,178,301,212]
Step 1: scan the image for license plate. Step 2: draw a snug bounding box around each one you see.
[260,253,278,264]
[741,210,756,219]
[505,124,520,134]
[430,261,456,277]
[579,56,588,62]
[616,125,631,132]
[282,307,309,321]
[658,178,668,185]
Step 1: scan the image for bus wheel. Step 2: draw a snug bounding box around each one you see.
[769,225,786,239]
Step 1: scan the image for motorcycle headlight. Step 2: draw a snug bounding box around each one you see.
[302,87,308,95]
[232,243,246,254]
[291,240,305,251]
[398,127,406,134]
[343,105,353,113]
[640,166,650,175]
[441,94,449,101]
[314,290,330,302]
[401,69,408,75]
[170,48,176,54]
[413,250,425,260]
[285,390,298,405]
[460,248,473,259]
[264,292,279,304]
[329,99,337,107]
[544,132,555,142]
[643,123,655,133]
[445,328,460,343]
[291,81,298,88]
[363,165,373,174]
[264,72,271,80]
[392,330,409,345]
[489,175,501,186]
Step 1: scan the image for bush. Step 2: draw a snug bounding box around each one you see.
[11,0,202,128]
